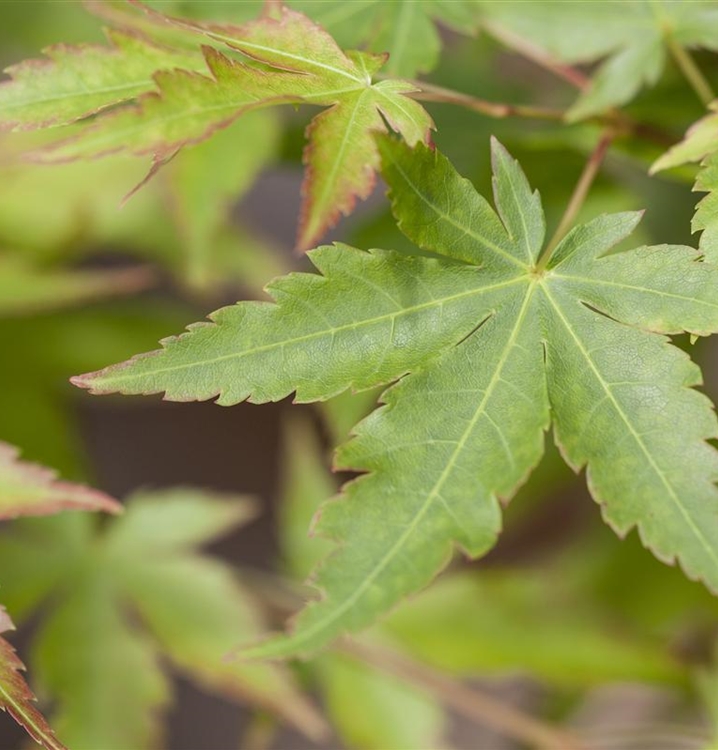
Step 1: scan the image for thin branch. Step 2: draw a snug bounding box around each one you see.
[406,79,565,121]
[341,638,585,750]
[482,19,590,91]
[393,77,676,149]
[666,37,715,106]
[537,129,616,270]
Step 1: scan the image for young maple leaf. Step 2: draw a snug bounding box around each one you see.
[652,104,718,263]
[72,137,718,658]
[0,608,66,750]
[0,490,325,748]
[0,28,203,131]
[29,3,433,251]
[0,442,120,518]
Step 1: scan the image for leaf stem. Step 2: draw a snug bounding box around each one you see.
[666,37,715,107]
[536,129,615,270]
[406,79,565,121]
[340,638,585,750]
[395,78,675,148]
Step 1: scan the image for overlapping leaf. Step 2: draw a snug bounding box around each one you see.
[652,103,718,263]
[0,608,66,750]
[0,442,119,518]
[279,417,445,750]
[480,0,718,119]
[0,490,325,748]
[0,27,202,131]
[73,137,718,658]
[24,3,432,250]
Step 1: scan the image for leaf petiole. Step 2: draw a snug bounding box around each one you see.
[536,130,616,271]
[666,37,715,107]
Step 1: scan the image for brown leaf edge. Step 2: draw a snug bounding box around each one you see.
[0,443,121,518]
[0,607,67,750]
[0,27,182,133]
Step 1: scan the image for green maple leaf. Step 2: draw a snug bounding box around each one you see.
[0,442,120,519]
[652,103,718,263]
[0,608,66,750]
[72,137,718,657]
[0,490,325,748]
[27,3,432,250]
[0,28,203,131]
[481,0,718,120]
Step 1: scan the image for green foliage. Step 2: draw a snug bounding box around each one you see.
[289,0,480,78]
[0,490,324,749]
[3,0,718,745]
[0,608,66,750]
[76,137,718,660]
[0,443,119,519]
[0,258,151,318]
[480,0,718,119]
[11,4,432,250]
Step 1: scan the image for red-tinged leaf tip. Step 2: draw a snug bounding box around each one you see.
[0,443,121,517]
[0,607,68,750]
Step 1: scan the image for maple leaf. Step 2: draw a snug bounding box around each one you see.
[72,137,718,657]
[652,103,718,263]
[0,489,325,749]
[0,442,120,518]
[27,3,433,250]
[0,607,66,750]
[0,28,203,131]
[480,0,718,119]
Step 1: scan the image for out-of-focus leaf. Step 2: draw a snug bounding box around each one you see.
[0,257,152,317]
[279,417,334,580]
[383,572,685,687]
[165,110,281,289]
[278,416,444,750]
[0,442,119,518]
[319,388,382,446]
[481,0,718,119]
[0,516,87,623]
[316,652,444,750]
[0,489,325,748]
[0,302,191,478]
[289,0,480,78]
[33,575,169,750]
[0,607,66,750]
